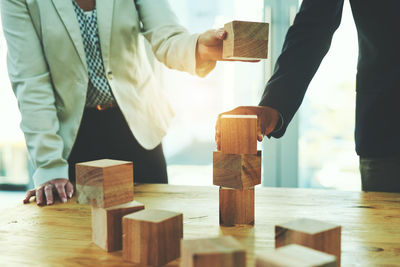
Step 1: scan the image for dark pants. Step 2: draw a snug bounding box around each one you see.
[360,157,400,192]
[68,106,168,184]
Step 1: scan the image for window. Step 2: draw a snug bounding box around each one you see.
[0,17,31,189]
[163,0,265,185]
[262,0,360,190]
[299,1,359,190]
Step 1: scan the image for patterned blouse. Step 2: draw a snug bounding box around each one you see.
[72,0,115,107]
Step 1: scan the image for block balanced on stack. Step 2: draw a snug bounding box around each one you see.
[214,114,261,226]
[76,159,144,252]
[76,159,134,208]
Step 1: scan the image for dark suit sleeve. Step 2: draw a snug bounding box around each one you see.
[259,0,345,138]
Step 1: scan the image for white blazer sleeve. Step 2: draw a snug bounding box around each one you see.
[1,0,69,187]
[135,0,216,77]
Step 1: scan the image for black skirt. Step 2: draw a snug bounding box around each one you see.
[67,105,168,184]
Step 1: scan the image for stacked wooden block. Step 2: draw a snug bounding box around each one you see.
[76,159,142,252]
[256,218,341,267]
[214,115,261,226]
[76,159,183,266]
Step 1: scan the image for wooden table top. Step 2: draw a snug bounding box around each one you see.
[0,184,399,266]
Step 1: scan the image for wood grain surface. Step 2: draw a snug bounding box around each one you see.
[219,187,255,226]
[213,151,261,189]
[122,209,183,266]
[220,115,258,155]
[223,20,269,60]
[275,218,341,266]
[76,159,134,208]
[181,236,246,267]
[256,244,336,267]
[91,201,144,252]
[0,184,399,266]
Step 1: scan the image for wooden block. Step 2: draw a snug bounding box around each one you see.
[219,187,254,226]
[76,159,134,208]
[275,218,341,266]
[220,115,257,155]
[180,236,246,267]
[122,209,183,266]
[91,201,145,252]
[223,20,269,60]
[213,150,261,189]
[256,244,336,267]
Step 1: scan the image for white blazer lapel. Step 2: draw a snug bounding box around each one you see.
[51,0,88,71]
[96,0,115,69]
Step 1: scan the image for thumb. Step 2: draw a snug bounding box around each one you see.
[215,28,226,40]
[200,29,225,46]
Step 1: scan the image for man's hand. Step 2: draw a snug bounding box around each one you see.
[23,178,74,206]
[196,29,260,64]
[215,106,280,150]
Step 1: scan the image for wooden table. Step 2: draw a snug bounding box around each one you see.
[0,184,399,266]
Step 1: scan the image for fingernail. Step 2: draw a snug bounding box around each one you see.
[68,192,72,198]
[47,201,53,205]
[62,198,67,203]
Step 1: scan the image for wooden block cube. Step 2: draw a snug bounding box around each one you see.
[220,115,257,155]
[275,218,341,266]
[76,159,134,208]
[213,150,261,189]
[180,236,246,267]
[91,201,145,252]
[219,187,254,226]
[223,20,269,60]
[256,244,337,267]
[123,209,183,266]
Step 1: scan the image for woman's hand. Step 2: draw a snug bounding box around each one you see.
[23,178,74,206]
[196,28,260,63]
[196,28,226,63]
[215,106,280,150]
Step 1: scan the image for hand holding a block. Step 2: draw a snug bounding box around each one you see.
[196,28,261,76]
[215,106,280,150]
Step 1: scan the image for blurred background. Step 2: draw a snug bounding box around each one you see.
[0,0,359,208]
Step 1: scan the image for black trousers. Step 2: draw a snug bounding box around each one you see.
[68,106,168,184]
[360,156,400,193]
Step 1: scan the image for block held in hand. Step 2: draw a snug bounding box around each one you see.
[223,20,269,60]
[220,114,258,155]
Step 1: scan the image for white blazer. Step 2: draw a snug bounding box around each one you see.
[1,0,215,186]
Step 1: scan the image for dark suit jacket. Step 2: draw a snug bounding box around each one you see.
[260,0,400,157]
